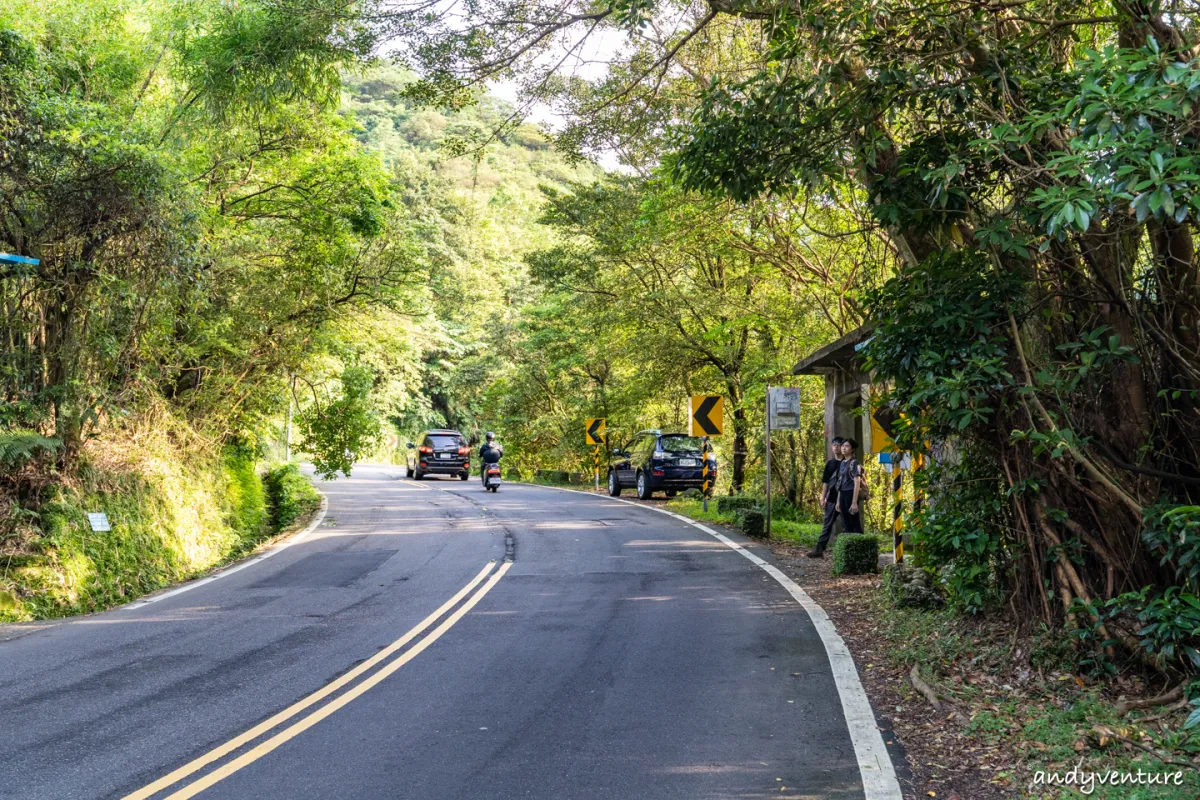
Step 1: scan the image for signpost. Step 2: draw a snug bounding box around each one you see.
[689,396,722,510]
[765,387,801,538]
[586,418,606,490]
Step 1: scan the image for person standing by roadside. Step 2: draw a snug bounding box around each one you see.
[834,438,864,534]
[806,437,846,559]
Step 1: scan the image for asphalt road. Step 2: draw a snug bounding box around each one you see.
[0,466,881,800]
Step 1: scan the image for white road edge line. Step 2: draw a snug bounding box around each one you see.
[518,483,903,800]
[126,492,330,609]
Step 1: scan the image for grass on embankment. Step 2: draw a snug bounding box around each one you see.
[0,445,320,623]
[664,496,826,548]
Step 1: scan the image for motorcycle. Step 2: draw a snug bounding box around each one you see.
[480,444,503,493]
[482,462,502,492]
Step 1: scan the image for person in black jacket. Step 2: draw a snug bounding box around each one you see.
[479,431,503,480]
[806,436,846,559]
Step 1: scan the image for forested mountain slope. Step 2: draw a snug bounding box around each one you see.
[340,66,602,439]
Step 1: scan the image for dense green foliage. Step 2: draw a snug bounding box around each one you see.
[263,463,322,532]
[297,367,383,479]
[0,0,397,454]
[0,2,600,616]
[340,66,605,443]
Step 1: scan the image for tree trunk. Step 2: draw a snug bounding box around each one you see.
[724,376,746,492]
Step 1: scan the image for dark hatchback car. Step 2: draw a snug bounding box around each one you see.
[608,430,716,499]
[406,429,471,480]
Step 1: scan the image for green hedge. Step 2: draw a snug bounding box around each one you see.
[740,509,766,538]
[833,534,879,575]
[263,463,321,532]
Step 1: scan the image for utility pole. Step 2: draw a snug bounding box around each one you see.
[765,385,772,538]
[285,374,295,461]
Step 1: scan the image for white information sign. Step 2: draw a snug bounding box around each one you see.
[768,386,801,430]
[87,512,111,532]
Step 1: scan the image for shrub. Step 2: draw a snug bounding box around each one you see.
[0,430,62,466]
[1142,504,1200,592]
[1122,586,1200,672]
[740,509,766,538]
[681,488,703,499]
[907,451,1010,614]
[833,534,879,575]
[263,463,321,532]
[717,495,758,514]
[222,453,267,542]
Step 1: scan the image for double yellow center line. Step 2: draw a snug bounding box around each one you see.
[125,560,511,800]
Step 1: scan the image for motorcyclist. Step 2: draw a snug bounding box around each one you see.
[479,431,503,484]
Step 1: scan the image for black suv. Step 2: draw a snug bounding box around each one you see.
[608,430,716,499]
[406,430,470,480]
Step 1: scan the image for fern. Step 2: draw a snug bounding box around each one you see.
[0,430,63,465]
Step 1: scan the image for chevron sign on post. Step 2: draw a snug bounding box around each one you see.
[585,418,606,446]
[688,396,723,437]
[689,396,722,511]
[586,418,606,490]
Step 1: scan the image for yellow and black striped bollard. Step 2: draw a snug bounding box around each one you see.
[701,437,712,512]
[913,452,925,518]
[892,467,904,563]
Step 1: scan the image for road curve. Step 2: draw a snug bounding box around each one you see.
[0,465,888,800]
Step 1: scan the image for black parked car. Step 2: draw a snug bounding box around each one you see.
[607,430,716,499]
[406,430,470,480]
